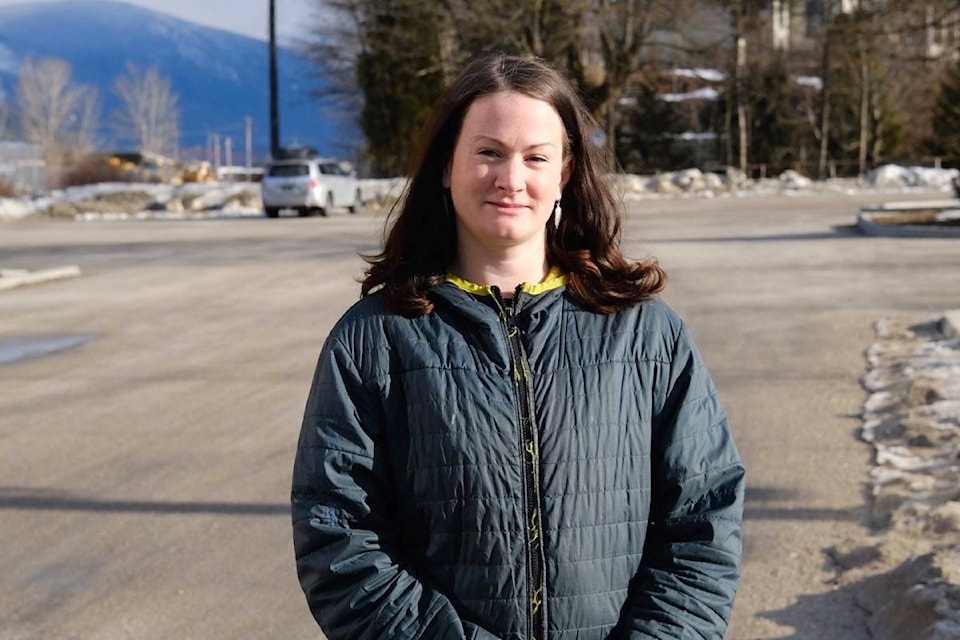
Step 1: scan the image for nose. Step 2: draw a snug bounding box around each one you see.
[494,157,524,193]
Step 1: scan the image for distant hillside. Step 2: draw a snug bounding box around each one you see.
[0,0,360,159]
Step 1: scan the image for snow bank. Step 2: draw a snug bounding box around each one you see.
[854,315,960,637]
[0,181,267,220]
[865,164,960,189]
[2,165,958,220]
[862,317,960,532]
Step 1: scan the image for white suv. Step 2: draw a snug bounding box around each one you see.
[260,157,361,218]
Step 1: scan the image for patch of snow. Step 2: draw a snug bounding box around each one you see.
[778,170,813,189]
[794,75,823,90]
[866,164,960,189]
[660,88,720,102]
[861,315,960,531]
[670,68,725,82]
[0,197,37,221]
[672,132,720,142]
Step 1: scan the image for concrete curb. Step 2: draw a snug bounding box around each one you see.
[857,200,960,238]
[942,310,960,340]
[0,266,82,291]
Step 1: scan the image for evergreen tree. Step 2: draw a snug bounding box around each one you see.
[302,0,448,177]
[615,79,687,173]
[354,1,447,177]
[745,57,815,175]
[356,0,444,175]
[932,59,960,167]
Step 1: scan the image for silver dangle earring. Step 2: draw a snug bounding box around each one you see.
[553,199,562,228]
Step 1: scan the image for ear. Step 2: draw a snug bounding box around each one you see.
[442,163,451,189]
[559,157,573,193]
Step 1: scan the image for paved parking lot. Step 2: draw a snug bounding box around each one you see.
[1,191,957,639]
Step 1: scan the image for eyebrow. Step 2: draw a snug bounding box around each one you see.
[472,135,558,151]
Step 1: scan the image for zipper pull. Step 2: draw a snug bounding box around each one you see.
[491,286,511,319]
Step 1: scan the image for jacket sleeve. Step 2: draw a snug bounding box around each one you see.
[608,322,745,640]
[291,333,500,640]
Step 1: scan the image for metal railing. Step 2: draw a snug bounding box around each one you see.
[0,160,47,195]
[0,142,47,195]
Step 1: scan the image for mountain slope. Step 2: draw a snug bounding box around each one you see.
[0,0,358,159]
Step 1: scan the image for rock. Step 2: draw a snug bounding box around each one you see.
[673,168,706,192]
[941,312,960,340]
[827,543,883,571]
[855,554,947,640]
[653,174,681,194]
[779,170,813,189]
[725,167,749,189]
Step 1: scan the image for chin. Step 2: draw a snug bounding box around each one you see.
[487,221,529,237]
[487,225,545,246]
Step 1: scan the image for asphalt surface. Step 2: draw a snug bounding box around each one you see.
[1,191,958,639]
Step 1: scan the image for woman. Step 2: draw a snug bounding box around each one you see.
[292,54,745,639]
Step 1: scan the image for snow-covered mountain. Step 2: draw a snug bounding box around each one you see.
[0,0,359,159]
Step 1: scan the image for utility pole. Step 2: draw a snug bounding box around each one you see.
[245,117,253,169]
[213,133,221,168]
[818,24,832,180]
[734,0,748,175]
[269,0,280,159]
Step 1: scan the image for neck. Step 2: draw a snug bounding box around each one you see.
[455,242,549,296]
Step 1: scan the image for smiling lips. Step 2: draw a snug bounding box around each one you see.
[487,201,530,212]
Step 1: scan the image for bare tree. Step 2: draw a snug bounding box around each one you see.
[112,62,180,157]
[442,0,585,65]
[870,0,960,164]
[809,0,960,176]
[567,1,668,133]
[14,57,99,158]
[73,83,100,151]
[731,0,748,173]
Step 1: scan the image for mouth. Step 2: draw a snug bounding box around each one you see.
[487,201,530,212]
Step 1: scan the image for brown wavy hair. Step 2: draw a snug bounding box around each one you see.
[361,53,666,315]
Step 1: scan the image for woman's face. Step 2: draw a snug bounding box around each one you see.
[445,90,570,260]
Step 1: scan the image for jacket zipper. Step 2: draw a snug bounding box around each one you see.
[493,287,547,640]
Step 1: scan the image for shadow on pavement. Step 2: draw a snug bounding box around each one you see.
[0,487,287,516]
[646,226,867,244]
[759,553,947,640]
[0,335,96,365]
[744,485,861,523]
[759,582,870,639]
[744,505,860,521]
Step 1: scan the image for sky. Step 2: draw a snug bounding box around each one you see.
[0,0,317,42]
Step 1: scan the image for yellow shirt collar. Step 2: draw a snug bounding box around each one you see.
[446,266,567,296]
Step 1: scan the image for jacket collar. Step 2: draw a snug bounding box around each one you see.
[430,267,567,321]
[444,266,567,298]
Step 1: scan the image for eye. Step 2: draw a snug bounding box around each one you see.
[527,155,549,164]
[478,148,500,158]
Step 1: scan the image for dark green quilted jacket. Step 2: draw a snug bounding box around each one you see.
[292,272,744,639]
